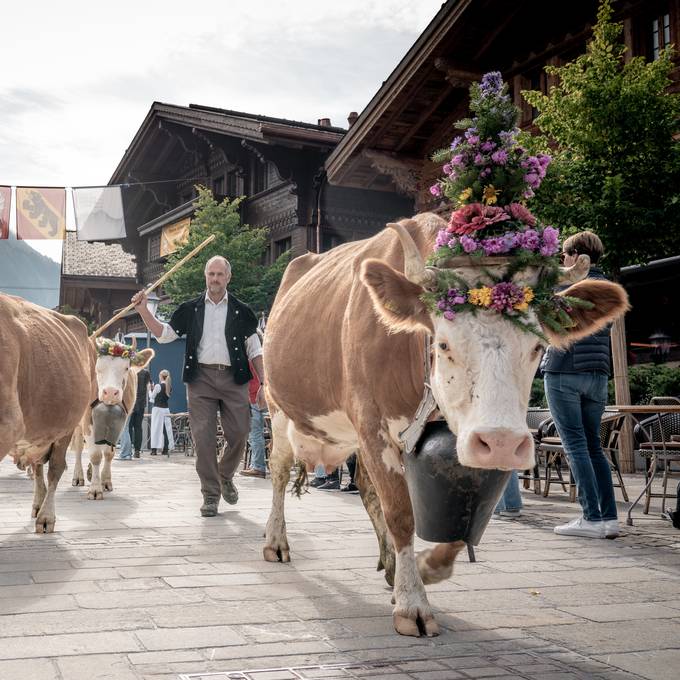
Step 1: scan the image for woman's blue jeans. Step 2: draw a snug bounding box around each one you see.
[544,371,617,522]
[248,405,267,472]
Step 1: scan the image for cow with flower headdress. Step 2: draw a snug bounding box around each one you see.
[71,338,153,499]
[261,73,630,636]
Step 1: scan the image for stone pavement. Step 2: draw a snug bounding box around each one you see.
[1,453,679,680]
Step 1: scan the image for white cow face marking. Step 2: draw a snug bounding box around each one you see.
[431,311,541,470]
[96,355,132,405]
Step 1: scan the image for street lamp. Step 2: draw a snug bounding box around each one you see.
[145,291,161,350]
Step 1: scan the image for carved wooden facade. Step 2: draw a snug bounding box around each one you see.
[109,104,412,296]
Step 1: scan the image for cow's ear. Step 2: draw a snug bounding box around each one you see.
[131,348,154,370]
[542,279,630,348]
[360,259,434,334]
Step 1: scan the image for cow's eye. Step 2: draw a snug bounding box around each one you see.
[438,342,448,351]
[533,343,545,356]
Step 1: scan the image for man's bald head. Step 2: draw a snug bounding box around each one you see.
[204,255,231,276]
[204,255,232,301]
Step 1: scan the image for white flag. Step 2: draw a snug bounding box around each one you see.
[73,186,126,241]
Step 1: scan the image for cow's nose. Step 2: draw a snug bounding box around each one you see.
[102,388,120,403]
[468,428,534,470]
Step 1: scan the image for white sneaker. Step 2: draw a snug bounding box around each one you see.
[554,517,604,538]
[499,509,521,518]
[603,519,620,539]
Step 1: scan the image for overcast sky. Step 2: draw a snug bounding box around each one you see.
[0,0,443,263]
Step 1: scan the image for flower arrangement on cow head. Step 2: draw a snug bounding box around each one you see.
[420,71,594,341]
[96,339,137,360]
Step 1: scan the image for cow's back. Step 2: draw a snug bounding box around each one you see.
[265,213,444,422]
[0,294,94,455]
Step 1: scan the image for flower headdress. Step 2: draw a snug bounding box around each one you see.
[422,72,592,339]
[97,339,137,360]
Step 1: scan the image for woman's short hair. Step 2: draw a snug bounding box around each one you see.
[562,230,604,264]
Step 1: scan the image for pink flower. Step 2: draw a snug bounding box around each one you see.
[430,184,442,198]
[447,203,510,236]
[507,203,536,226]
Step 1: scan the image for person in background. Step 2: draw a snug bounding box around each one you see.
[129,363,151,458]
[341,452,359,493]
[240,347,268,478]
[150,369,174,456]
[116,417,133,460]
[543,231,619,539]
[493,470,522,517]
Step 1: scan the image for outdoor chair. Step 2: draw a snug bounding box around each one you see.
[171,413,192,456]
[649,396,680,406]
[633,412,680,514]
[599,411,629,502]
[521,408,553,494]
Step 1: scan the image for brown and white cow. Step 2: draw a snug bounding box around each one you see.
[71,339,153,499]
[262,213,629,637]
[0,294,95,533]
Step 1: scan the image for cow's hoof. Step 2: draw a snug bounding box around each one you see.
[393,612,439,638]
[72,476,84,487]
[35,516,55,533]
[31,506,40,518]
[103,481,113,491]
[263,546,290,562]
[87,488,104,500]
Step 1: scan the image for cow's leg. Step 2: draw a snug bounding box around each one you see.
[417,541,466,584]
[101,446,114,491]
[87,444,105,500]
[71,427,85,487]
[263,412,295,563]
[355,455,395,587]
[357,427,438,637]
[32,462,47,519]
[35,435,68,533]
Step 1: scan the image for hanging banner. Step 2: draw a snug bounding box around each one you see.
[160,217,191,256]
[0,186,10,239]
[16,187,66,240]
[73,185,126,241]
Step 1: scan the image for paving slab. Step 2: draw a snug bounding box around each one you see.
[1,455,679,679]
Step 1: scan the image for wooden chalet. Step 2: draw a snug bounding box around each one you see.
[109,103,412,320]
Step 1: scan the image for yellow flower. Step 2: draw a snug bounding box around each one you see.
[514,287,535,312]
[458,187,473,203]
[482,185,500,205]
[468,287,493,307]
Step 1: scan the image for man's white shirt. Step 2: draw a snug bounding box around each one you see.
[156,291,262,364]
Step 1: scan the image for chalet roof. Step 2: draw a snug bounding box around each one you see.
[110,102,346,185]
[325,0,599,189]
[61,232,137,279]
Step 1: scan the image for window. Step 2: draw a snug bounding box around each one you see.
[651,12,671,60]
[322,232,345,252]
[227,171,239,197]
[213,175,225,195]
[274,237,291,258]
[148,233,161,260]
[253,160,267,195]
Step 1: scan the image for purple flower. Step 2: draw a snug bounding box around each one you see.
[490,282,524,313]
[540,226,560,256]
[451,154,465,166]
[480,167,491,178]
[442,163,452,175]
[460,235,479,253]
[481,236,511,255]
[447,237,458,249]
[517,229,540,251]
[435,229,449,248]
[437,300,448,311]
[474,153,485,165]
[481,140,496,152]
[430,184,442,198]
[480,71,503,96]
[443,310,456,321]
[450,136,462,150]
[491,149,508,165]
[467,135,480,145]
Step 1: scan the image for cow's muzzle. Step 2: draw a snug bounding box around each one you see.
[461,428,535,471]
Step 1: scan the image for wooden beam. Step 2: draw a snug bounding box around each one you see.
[611,317,635,472]
[394,87,456,153]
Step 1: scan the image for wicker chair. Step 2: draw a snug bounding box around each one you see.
[522,408,553,494]
[633,412,680,514]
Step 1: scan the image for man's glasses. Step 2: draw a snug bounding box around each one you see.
[560,249,577,263]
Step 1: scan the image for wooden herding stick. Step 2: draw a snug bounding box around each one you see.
[90,233,217,339]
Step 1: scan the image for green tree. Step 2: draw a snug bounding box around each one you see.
[162,186,289,313]
[522,0,680,276]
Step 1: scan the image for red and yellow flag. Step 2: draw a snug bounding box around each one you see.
[16,187,66,240]
[0,186,10,239]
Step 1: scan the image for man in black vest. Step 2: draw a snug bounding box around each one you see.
[131,256,265,517]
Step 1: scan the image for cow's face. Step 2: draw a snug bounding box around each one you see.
[361,250,628,471]
[94,340,153,405]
